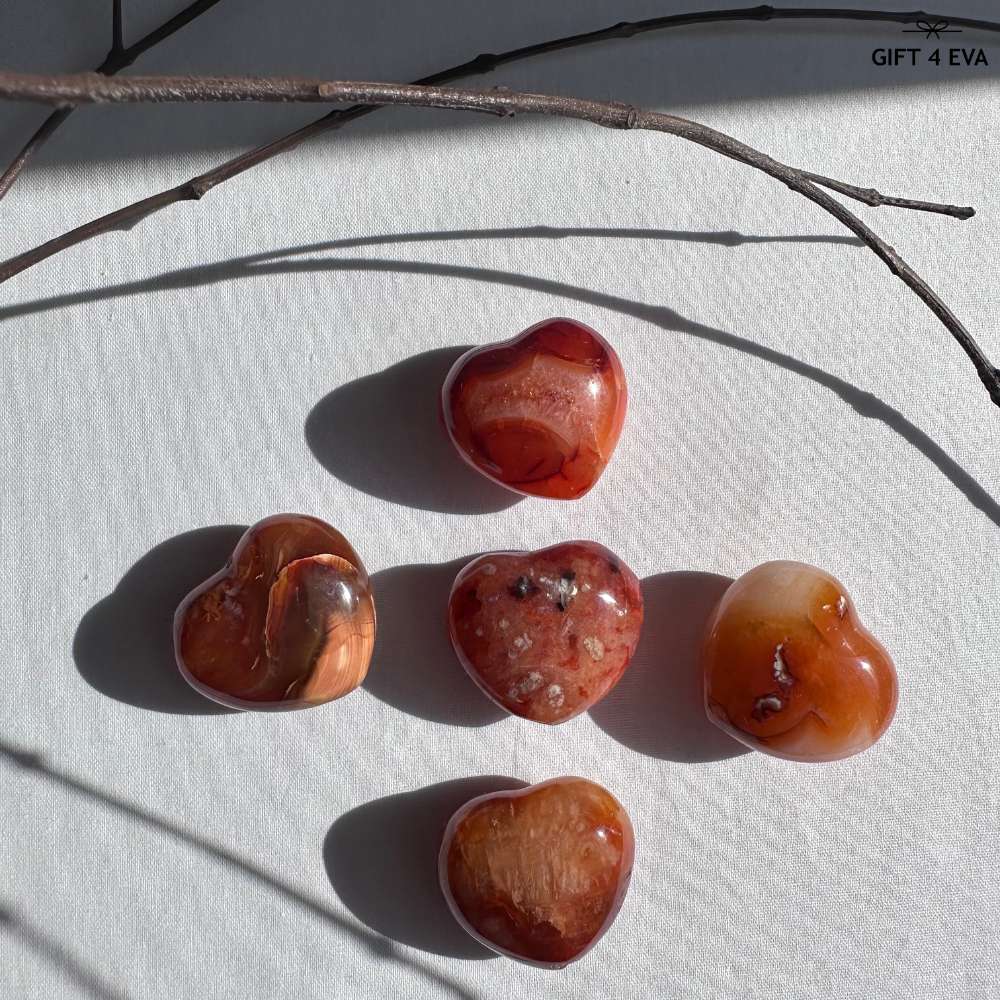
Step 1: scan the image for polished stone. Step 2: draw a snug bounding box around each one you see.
[174,513,376,710]
[439,777,634,967]
[448,541,643,723]
[441,318,627,500]
[703,560,897,762]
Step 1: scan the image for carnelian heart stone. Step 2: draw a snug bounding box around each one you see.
[703,560,898,762]
[174,513,376,710]
[439,776,634,967]
[448,541,643,724]
[441,318,627,499]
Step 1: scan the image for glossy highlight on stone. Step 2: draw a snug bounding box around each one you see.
[448,542,643,724]
[441,318,627,500]
[703,560,897,762]
[439,777,634,967]
[174,514,376,710]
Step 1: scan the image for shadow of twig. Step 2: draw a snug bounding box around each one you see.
[256,226,864,255]
[0,742,478,998]
[4,236,990,527]
[0,904,130,1000]
[0,225,858,323]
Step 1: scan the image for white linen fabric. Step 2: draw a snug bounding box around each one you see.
[1,2,998,997]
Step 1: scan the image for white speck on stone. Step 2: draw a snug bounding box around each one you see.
[508,671,544,701]
[538,573,579,609]
[498,618,509,631]
[772,643,793,686]
[582,636,605,661]
[508,633,533,659]
[837,595,847,617]
[474,627,483,637]
[755,695,783,715]
[581,582,592,592]
[547,684,565,708]
[480,563,497,575]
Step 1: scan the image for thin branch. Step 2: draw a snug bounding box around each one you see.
[0,107,74,202]
[1,5,997,400]
[0,4,986,242]
[0,0,223,202]
[0,3,989,215]
[798,170,975,219]
[95,0,224,73]
[0,71,996,406]
[112,0,125,56]
[0,70,979,224]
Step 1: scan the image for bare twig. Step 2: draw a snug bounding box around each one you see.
[1,6,998,401]
[0,5,990,239]
[0,0,223,202]
[0,4,989,251]
[111,0,125,56]
[0,69,997,405]
[798,170,975,219]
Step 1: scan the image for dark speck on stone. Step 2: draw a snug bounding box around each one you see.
[608,560,620,573]
[509,576,538,600]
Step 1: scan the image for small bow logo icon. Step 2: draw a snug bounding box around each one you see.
[903,18,960,39]
[918,19,947,38]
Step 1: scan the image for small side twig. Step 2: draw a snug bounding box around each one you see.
[0,0,224,202]
[799,171,975,220]
[0,69,997,407]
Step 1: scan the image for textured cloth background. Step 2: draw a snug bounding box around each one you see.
[2,2,999,998]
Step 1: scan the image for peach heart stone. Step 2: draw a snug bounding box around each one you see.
[703,560,898,762]
[174,513,376,710]
[448,541,643,723]
[439,777,634,967]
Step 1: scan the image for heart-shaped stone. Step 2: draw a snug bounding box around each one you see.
[448,541,643,723]
[441,317,627,499]
[439,776,634,967]
[703,560,898,762]
[174,513,376,710]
